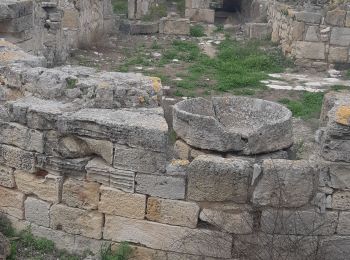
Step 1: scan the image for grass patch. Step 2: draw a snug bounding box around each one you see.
[100,242,133,260]
[190,25,206,37]
[331,85,349,91]
[279,92,324,119]
[112,0,128,14]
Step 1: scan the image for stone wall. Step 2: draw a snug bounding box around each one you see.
[0,0,113,66]
[268,2,350,69]
[1,38,350,259]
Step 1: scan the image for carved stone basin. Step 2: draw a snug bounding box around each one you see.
[173,96,293,154]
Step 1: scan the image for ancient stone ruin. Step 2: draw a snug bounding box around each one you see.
[0,0,350,259]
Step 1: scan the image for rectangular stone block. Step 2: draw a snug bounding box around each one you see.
[0,144,36,172]
[104,215,232,258]
[57,108,168,152]
[0,122,43,153]
[0,15,32,33]
[146,197,199,228]
[252,159,317,207]
[294,11,322,24]
[62,178,100,210]
[159,18,190,35]
[50,204,103,239]
[114,145,166,174]
[330,27,350,46]
[0,1,33,19]
[99,186,146,219]
[15,171,63,202]
[0,164,15,188]
[0,186,24,219]
[187,156,251,202]
[135,173,185,200]
[24,197,51,227]
[295,41,325,60]
[185,9,215,23]
[332,191,350,210]
[86,158,135,192]
[261,209,338,235]
[328,46,349,63]
[319,236,350,260]
[338,212,350,235]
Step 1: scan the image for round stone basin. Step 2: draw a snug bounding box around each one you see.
[173,96,293,154]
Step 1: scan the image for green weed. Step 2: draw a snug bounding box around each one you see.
[190,25,206,37]
[331,85,349,91]
[112,0,128,14]
[100,242,133,260]
[279,92,324,119]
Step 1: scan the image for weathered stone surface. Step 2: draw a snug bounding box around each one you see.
[185,8,215,23]
[104,215,232,258]
[326,9,346,26]
[328,46,349,63]
[294,11,322,24]
[0,231,10,260]
[58,108,168,152]
[99,186,146,219]
[62,178,100,210]
[261,209,338,235]
[252,159,317,207]
[0,144,35,172]
[246,23,272,40]
[173,97,293,154]
[50,204,103,239]
[337,212,350,235]
[174,139,191,160]
[0,122,43,152]
[0,165,15,188]
[36,155,90,178]
[319,236,350,260]
[332,191,350,210]
[146,197,199,228]
[127,245,167,260]
[187,155,252,202]
[159,17,190,35]
[199,203,253,234]
[295,41,325,60]
[15,171,63,202]
[330,27,350,46]
[291,21,305,41]
[0,186,24,219]
[7,96,77,130]
[24,197,51,227]
[305,26,319,42]
[86,157,135,192]
[79,137,113,164]
[120,20,159,34]
[135,173,186,200]
[114,145,166,174]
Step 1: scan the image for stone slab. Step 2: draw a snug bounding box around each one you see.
[0,186,24,219]
[24,197,51,227]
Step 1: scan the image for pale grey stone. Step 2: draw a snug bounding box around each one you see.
[295,41,325,60]
[0,165,15,188]
[187,155,252,202]
[173,97,293,154]
[294,12,322,24]
[86,158,135,192]
[104,215,232,258]
[330,27,350,46]
[319,236,350,260]
[337,212,350,235]
[261,209,338,235]
[305,26,319,42]
[135,173,185,200]
[57,108,168,152]
[0,144,36,172]
[24,197,51,227]
[159,17,190,35]
[114,145,166,174]
[332,191,350,210]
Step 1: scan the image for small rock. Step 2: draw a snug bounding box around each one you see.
[152,52,162,58]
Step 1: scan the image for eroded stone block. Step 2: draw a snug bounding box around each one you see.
[0,186,24,219]
[0,165,15,188]
[0,144,35,172]
[24,197,51,227]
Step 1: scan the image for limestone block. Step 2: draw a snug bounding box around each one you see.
[0,122,43,153]
[57,108,168,152]
[261,209,338,235]
[328,46,349,63]
[291,21,304,41]
[330,27,350,46]
[199,203,253,234]
[146,197,199,228]
[114,145,166,174]
[159,18,190,35]
[99,186,146,219]
[319,236,350,260]
[135,173,186,200]
[36,155,91,178]
[15,171,63,202]
[73,235,106,255]
[50,204,103,239]
[332,191,350,210]
[24,197,51,227]
[7,96,77,130]
[0,144,36,172]
[127,245,167,260]
[337,212,350,235]
[62,9,79,29]
[187,155,252,202]
[0,15,32,33]
[126,21,160,35]
[252,159,317,207]
[174,140,191,160]
[185,9,214,23]
[0,1,33,19]
[104,215,232,258]
[79,137,113,164]
[86,157,135,192]
[0,165,15,188]
[304,26,319,42]
[62,178,100,210]
[246,23,272,40]
[327,162,350,190]
[30,224,75,252]
[326,9,346,26]
[295,41,325,60]
[294,11,322,24]
[0,186,24,219]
